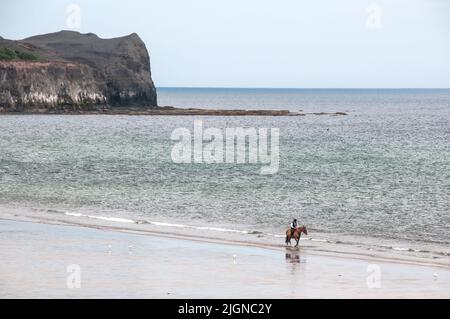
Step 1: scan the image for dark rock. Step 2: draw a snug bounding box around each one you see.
[0,31,157,110]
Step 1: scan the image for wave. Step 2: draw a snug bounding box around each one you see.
[63,211,256,235]
[150,220,250,234]
[64,212,135,224]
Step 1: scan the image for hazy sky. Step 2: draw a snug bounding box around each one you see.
[1,0,449,88]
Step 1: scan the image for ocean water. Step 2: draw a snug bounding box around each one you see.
[0,88,449,259]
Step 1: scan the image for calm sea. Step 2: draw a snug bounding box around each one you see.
[0,88,449,259]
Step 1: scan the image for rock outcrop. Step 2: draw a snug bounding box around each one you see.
[0,31,157,111]
[0,61,109,111]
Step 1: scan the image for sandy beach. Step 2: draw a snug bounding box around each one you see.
[0,217,448,299]
[2,0,449,303]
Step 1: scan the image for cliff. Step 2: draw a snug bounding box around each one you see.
[0,31,157,111]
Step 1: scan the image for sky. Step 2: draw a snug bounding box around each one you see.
[1,0,449,88]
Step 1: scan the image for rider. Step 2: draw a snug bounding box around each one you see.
[290,218,298,233]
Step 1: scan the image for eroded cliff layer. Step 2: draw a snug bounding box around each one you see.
[0,31,157,111]
[0,61,107,111]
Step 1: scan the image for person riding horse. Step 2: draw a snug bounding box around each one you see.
[286,218,308,247]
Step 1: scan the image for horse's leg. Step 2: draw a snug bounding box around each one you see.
[295,234,300,247]
[286,230,292,245]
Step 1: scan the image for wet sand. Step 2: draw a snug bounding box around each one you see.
[0,218,449,298]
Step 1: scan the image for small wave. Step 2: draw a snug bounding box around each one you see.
[310,238,329,243]
[266,233,284,238]
[196,226,249,234]
[63,212,252,235]
[64,212,135,224]
[392,247,418,252]
[149,221,249,234]
[147,221,190,228]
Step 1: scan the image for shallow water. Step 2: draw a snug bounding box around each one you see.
[0,88,449,258]
[1,219,449,298]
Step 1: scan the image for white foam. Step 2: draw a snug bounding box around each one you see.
[392,247,413,252]
[63,212,251,234]
[150,221,249,234]
[195,226,249,234]
[65,212,82,217]
[64,212,135,224]
[149,221,189,228]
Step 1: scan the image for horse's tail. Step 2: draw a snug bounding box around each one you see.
[285,229,290,244]
[285,235,289,244]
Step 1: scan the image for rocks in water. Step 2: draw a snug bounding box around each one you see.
[0,31,157,111]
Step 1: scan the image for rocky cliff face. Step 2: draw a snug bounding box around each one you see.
[0,61,107,111]
[0,31,157,111]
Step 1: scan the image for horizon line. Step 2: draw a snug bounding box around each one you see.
[156,86,450,90]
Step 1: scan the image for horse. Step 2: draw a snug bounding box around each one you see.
[285,225,308,247]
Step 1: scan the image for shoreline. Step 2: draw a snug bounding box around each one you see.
[0,217,449,298]
[0,106,348,116]
[1,209,449,271]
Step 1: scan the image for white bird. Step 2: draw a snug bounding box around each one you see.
[233,254,237,264]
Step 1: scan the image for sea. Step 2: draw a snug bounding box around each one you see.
[0,88,449,262]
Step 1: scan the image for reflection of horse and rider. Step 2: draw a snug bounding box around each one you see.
[285,218,308,247]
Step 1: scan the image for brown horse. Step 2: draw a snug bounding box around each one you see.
[285,226,308,247]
